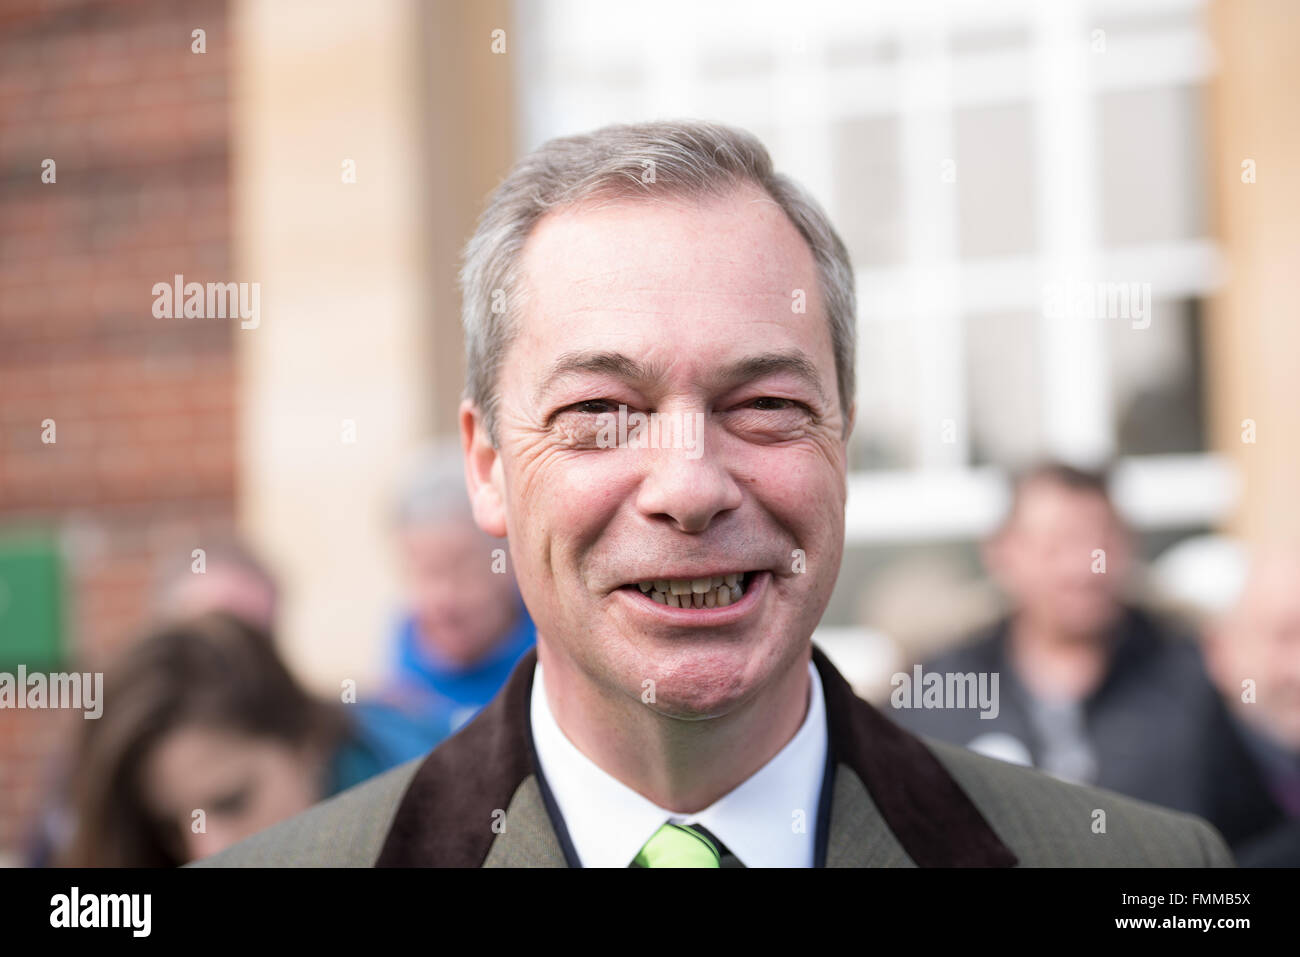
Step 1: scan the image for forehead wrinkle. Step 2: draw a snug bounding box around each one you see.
[555,291,792,323]
[557,267,804,300]
[564,288,795,302]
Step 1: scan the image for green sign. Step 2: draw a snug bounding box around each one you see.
[0,534,64,670]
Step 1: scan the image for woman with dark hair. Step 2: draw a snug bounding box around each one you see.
[61,612,441,866]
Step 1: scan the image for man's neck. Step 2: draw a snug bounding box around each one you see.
[1007,613,1113,703]
[536,642,812,813]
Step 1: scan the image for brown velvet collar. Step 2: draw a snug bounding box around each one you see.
[375,645,1017,867]
[813,644,1017,866]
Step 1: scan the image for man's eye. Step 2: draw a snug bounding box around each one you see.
[565,399,619,415]
[549,400,621,446]
[748,397,801,411]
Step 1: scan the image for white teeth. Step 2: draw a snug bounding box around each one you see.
[724,573,739,587]
[692,578,711,594]
[651,590,667,604]
[670,580,691,595]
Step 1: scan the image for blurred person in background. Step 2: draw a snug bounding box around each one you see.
[891,462,1218,815]
[153,538,280,634]
[1199,546,1300,865]
[61,612,425,866]
[153,535,447,763]
[24,539,288,865]
[26,535,445,865]
[384,443,535,733]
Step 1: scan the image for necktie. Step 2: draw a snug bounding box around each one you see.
[630,822,743,867]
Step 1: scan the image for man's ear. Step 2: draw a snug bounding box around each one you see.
[460,398,508,538]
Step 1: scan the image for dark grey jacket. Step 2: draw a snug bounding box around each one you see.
[891,606,1221,816]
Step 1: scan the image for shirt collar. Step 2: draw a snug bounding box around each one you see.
[530,658,828,867]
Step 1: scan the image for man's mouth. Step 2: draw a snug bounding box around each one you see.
[621,572,754,609]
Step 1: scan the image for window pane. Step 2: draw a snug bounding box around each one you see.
[834,116,904,269]
[955,103,1037,259]
[1111,297,1207,454]
[965,309,1043,467]
[1098,85,1208,246]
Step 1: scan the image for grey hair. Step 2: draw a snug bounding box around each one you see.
[460,120,856,443]
[393,439,476,529]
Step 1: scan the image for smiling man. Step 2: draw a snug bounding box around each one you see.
[198,121,1232,868]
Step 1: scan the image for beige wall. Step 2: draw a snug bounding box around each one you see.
[420,0,519,433]
[1206,0,1300,543]
[232,0,514,688]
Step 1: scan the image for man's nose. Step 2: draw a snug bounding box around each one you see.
[633,437,743,534]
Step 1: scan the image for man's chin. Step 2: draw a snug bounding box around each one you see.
[609,634,799,719]
[1052,602,1122,640]
[639,682,751,721]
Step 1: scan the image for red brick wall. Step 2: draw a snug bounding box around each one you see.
[0,0,235,858]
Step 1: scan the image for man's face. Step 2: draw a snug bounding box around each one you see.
[400,519,521,667]
[1209,555,1300,750]
[464,185,850,718]
[988,481,1130,639]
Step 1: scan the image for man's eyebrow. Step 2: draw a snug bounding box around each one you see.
[534,351,667,405]
[533,349,830,405]
[720,351,828,403]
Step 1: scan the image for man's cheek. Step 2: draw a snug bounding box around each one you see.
[786,493,843,542]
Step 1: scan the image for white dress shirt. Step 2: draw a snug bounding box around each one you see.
[529,658,828,868]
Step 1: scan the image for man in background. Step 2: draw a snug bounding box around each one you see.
[1200,546,1300,865]
[892,463,1218,815]
[385,444,535,734]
